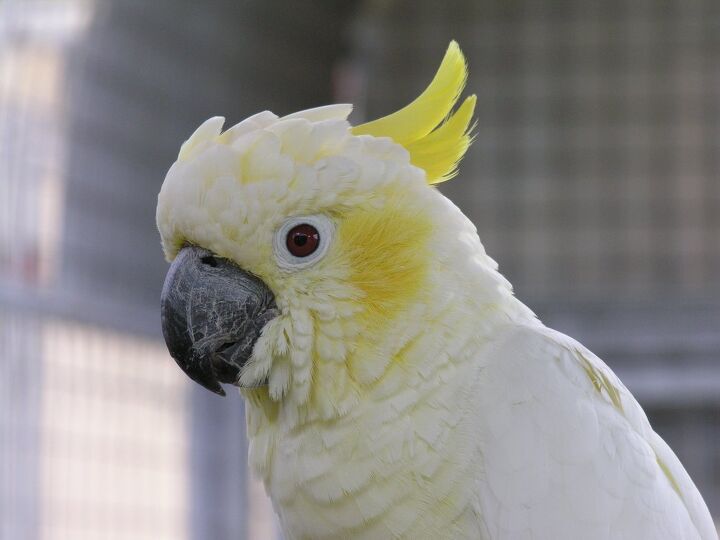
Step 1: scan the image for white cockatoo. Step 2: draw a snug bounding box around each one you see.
[157,42,718,539]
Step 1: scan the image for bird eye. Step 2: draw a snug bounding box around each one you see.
[286,224,320,257]
[274,215,333,270]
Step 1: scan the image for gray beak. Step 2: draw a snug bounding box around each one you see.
[160,246,278,396]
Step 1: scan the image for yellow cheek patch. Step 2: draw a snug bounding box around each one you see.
[337,201,433,328]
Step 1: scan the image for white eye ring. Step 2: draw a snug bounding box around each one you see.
[273,214,334,271]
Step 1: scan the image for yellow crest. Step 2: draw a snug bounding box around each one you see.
[352,41,476,184]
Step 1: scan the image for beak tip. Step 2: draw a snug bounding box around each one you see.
[189,372,227,396]
[182,361,227,397]
[209,385,227,397]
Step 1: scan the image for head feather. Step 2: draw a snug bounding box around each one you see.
[351,40,476,184]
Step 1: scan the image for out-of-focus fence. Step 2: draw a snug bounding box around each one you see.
[347,0,720,520]
[0,308,189,540]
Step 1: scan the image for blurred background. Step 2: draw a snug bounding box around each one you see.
[1,0,718,538]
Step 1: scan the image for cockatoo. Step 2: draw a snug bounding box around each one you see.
[157,42,717,539]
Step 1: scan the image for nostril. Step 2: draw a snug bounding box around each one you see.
[216,341,236,353]
[201,255,218,267]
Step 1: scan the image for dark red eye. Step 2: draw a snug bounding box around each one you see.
[286,223,320,257]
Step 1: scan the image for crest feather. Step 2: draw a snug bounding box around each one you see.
[351,41,476,183]
[407,95,476,184]
[282,104,352,122]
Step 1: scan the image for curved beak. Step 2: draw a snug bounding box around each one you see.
[160,246,278,395]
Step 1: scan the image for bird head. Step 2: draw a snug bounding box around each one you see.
[157,42,481,421]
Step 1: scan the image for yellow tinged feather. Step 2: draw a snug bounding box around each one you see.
[337,198,432,328]
[337,200,432,385]
[579,352,624,412]
[407,95,477,184]
[656,454,683,497]
[352,41,467,145]
[242,387,279,423]
[351,41,476,184]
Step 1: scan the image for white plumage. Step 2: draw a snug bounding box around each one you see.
[156,42,717,540]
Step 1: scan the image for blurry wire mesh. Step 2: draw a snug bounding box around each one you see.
[0,311,189,540]
[1,0,719,538]
[351,1,720,299]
